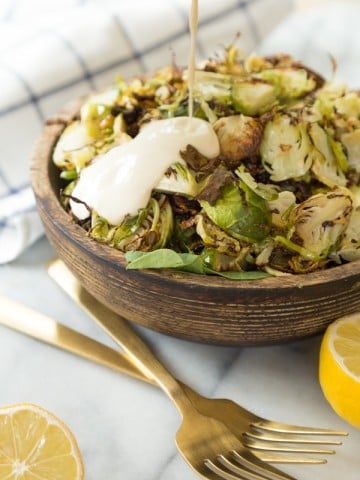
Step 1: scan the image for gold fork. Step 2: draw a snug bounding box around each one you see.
[48,261,347,473]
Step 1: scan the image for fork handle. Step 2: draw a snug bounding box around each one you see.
[47,259,196,416]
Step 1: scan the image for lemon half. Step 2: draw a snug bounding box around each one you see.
[319,313,360,429]
[0,403,84,479]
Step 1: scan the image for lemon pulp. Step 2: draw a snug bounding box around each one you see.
[0,403,84,479]
[319,313,360,429]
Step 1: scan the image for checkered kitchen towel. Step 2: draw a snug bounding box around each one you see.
[1,0,359,264]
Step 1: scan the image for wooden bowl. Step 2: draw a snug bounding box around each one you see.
[31,103,360,346]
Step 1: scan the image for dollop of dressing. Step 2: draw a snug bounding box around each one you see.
[71,117,219,225]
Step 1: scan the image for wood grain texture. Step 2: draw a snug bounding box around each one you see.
[31,105,360,345]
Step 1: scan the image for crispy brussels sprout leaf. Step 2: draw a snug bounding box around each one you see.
[266,190,296,228]
[341,129,360,172]
[196,165,234,205]
[309,122,347,187]
[195,213,242,254]
[200,183,271,242]
[334,91,360,118]
[53,121,95,171]
[80,88,119,137]
[193,71,232,105]
[260,114,314,182]
[256,68,316,100]
[231,80,277,116]
[213,115,263,166]
[156,162,198,197]
[333,208,360,262]
[236,165,278,201]
[288,188,353,258]
[90,196,173,252]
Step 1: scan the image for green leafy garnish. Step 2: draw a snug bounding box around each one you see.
[125,249,271,279]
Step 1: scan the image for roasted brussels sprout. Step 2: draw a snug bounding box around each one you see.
[288,188,353,258]
[260,114,314,182]
[309,122,347,188]
[231,80,277,116]
[52,121,96,171]
[256,68,316,101]
[213,115,263,167]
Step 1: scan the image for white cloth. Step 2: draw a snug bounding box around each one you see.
[1,0,358,263]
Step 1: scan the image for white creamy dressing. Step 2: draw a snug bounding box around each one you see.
[71,0,218,226]
[71,116,219,224]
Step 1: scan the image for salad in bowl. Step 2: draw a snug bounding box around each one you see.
[52,46,360,279]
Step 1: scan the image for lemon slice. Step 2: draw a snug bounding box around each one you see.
[319,313,360,428]
[0,403,84,479]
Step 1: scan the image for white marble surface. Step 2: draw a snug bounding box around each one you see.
[0,236,359,479]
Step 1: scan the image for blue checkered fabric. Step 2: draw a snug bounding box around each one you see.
[4,0,359,263]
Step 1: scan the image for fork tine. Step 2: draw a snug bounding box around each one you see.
[243,437,335,455]
[255,452,327,464]
[231,450,298,480]
[253,420,348,436]
[204,454,295,480]
[245,430,343,445]
[205,458,253,480]
[205,457,267,480]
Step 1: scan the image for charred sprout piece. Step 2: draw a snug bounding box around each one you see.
[235,165,278,201]
[179,144,220,176]
[195,213,245,258]
[53,88,133,173]
[260,113,314,182]
[281,188,353,259]
[231,80,277,116]
[333,208,360,262]
[341,129,360,172]
[255,67,316,101]
[193,71,232,106]
[309,122,347,188]
[312,81,350,122]
[213,115,263,167]
[200,183,271,243]
[266,190,296,228]
[201,246,251,272]
[334,90,360,119]
[53,121,96,171]
[202,44,245,76]
[155,162,198,197]
[89,195,173,252]
[80,88,119,137]
[196,165,234,205]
